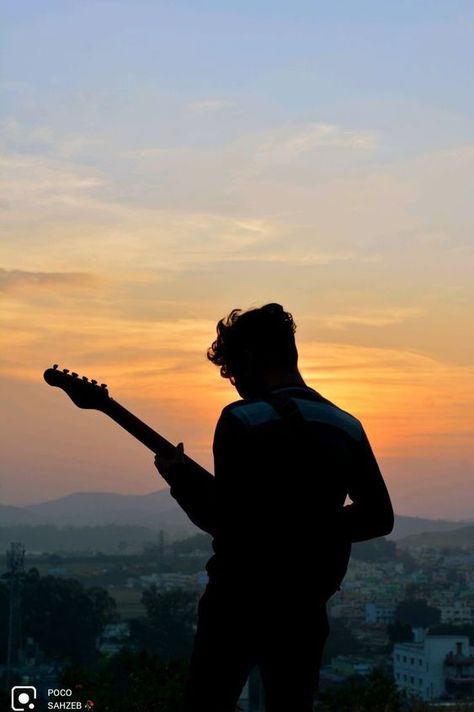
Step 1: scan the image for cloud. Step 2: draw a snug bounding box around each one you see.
[321,307,425,330]
[1,303,220,405]
[0,268,98,293]
[3,302,473,467]
[0,153,106,216]
[252,122,379,168]
[2,119,473,376]
[0,117,104,159]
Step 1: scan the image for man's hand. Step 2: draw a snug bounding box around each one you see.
[154,442,186,484]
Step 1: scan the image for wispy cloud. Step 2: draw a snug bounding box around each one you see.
[232,250,355,265]
[0,268,98,293]
[321,307,424,330]
[0,153,106,214]
[252,122,379,168]
[1,117,103,159]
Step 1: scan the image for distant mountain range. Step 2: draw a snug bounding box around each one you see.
[0,490,195,536]
[391,515,471,540]
[397,525,474,549]
[0,490,470,542]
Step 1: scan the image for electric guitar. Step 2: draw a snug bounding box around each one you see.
[44,366,353,585]
[43,365,215,520]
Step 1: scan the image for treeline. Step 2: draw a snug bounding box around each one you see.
[0,525,402,564]
[0,568,199,667]
[0,568,117,665]
[0,524,161,553]
[0,567,198,709]
[319,668,474,712]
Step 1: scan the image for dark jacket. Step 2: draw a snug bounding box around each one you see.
[168,385,394,598]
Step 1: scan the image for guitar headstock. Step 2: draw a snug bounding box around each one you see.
[43,364,111,411]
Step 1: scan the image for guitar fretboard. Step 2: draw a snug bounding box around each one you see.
[105,399,212,478]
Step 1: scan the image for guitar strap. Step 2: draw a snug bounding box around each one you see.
[262,388,348,595]
[262,388,309,441]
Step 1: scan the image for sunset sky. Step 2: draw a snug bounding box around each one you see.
[1,2,474,518]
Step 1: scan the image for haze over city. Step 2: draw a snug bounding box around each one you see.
[1,1,474,518]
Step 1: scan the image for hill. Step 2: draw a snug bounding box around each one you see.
[398,524,474,549]
[1,491,466,542]
[0,504,46,525]
[1,490,197,537]
[389,514,464,540]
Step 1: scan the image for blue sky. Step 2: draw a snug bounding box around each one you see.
[4,2,474,132]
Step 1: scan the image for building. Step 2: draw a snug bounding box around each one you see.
[330,655,376,677]
[439,601,473,625]
[328,601,366,625]
[365,602,396,625]
[393,631,471,701]
[97,622,130,655]
[445,648,474,698]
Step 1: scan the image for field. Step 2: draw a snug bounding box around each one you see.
[110,586,145,619]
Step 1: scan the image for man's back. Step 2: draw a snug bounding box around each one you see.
[207,384,390,598]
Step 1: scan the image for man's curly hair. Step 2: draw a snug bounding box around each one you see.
[207,303,297,379]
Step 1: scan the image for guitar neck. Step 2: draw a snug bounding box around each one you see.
[104,399,211,478]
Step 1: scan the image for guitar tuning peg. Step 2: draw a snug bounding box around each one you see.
[82,376,88,382]
[91,379,98,385]
[71,372,78,378]
[53,364,58,370]
[100,383,108,389]
[62,368,70,374]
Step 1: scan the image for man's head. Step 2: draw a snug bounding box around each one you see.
[207,303,298,398]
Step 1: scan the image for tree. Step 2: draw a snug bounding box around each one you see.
[323,618,363,663]
[351,538,397,562]
[319,668,401,712]
[429,623,474,644]
[130,587,198,661]
[61,648,188,712]
[20,568,117,663]
[0,581,9,664]
[172,533,212,555]
[387,622,414,645]
[87,586,119,630]
[395,599,441,629]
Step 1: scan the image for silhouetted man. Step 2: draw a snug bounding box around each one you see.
[155,303,394,712]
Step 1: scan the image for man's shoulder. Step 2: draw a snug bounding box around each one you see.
[220,398,281,427]
[293,394,364,441]
[219,390,364,440]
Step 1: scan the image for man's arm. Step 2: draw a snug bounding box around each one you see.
[212,407,250,520]
[154,406,247,536]
[154,445,217,536]
[340,428,394,543]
